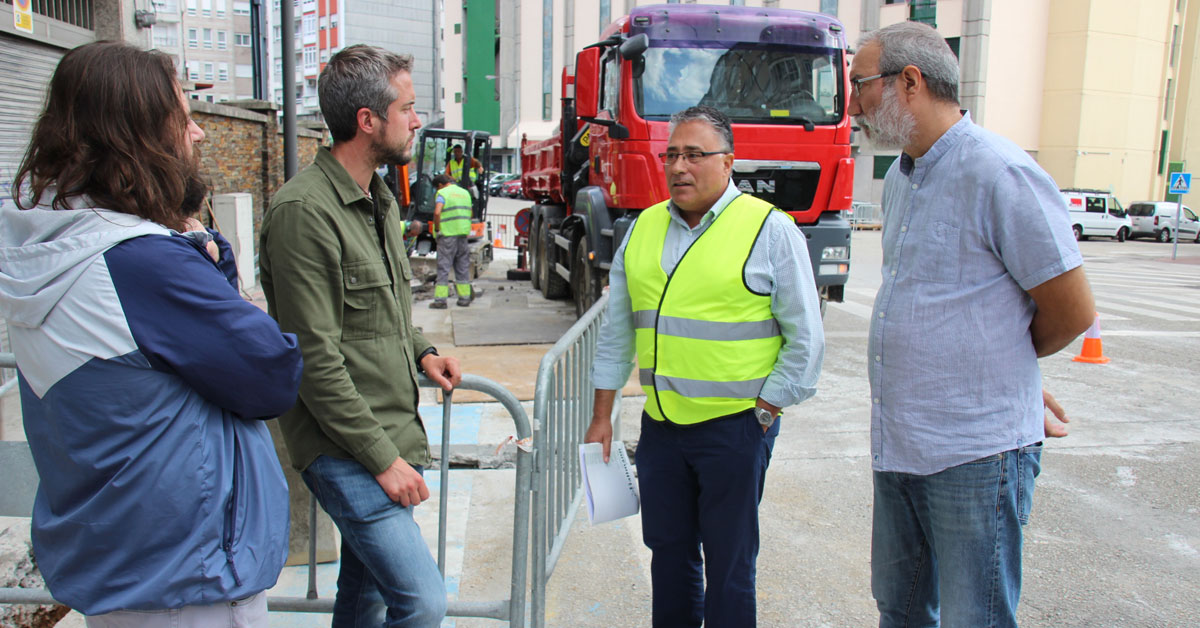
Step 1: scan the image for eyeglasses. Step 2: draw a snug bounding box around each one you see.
[658,151,728,165]
[850,71,900,96]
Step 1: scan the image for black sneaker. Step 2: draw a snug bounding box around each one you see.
[429,300,447,309]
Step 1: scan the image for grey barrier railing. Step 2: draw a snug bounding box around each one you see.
[529,293,622,628]
[0,351,534,626]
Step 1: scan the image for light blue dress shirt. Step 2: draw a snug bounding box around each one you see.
[591,179,825,411]
[868,113,1083,475]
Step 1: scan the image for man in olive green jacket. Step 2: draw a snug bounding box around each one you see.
[259,45,461,628]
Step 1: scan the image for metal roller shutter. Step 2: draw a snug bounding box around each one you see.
[0,33,61,209]
[0,34,60,384]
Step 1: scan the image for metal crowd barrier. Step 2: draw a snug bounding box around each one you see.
[488,211,519,249]
[529,294,621,628]
[0,350,534,627]
[850,202,883,230]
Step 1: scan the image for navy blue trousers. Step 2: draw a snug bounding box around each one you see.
[636,409,779,628]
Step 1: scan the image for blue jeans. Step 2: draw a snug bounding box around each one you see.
[301,455,446,628]
[636,410,779,628]
[871,444,1042,628]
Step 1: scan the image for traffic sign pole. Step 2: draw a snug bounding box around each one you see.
[1168,172,1190,260]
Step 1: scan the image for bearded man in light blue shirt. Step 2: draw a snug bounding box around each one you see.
[848,22,1096,628]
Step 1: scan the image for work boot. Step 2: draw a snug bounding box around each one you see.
[429,300,447,309]
[456,298,471,307]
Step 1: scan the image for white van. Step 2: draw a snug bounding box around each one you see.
[1126,201,1200,243]
[1061,189,1132,241]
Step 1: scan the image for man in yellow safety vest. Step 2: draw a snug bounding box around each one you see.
[444,144,482,196]
[585,106,825,628]
[430,173,476,309]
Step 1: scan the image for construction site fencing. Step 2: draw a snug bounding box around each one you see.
[488,208,519,249]
[850,201,883,230]
[0,350,535,627]
[530,293,621,628]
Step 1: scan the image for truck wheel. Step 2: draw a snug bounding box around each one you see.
[1158,228,1172,243]
[529,219,542,291]
[571,235,601,317]
[538,221,569,299]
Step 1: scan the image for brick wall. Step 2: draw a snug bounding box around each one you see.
[190,99,325,232]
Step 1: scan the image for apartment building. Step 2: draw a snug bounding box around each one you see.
[148,0,257,102]
[440,0,1198,204]
[266,0,437,123]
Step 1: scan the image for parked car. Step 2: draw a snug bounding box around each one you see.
[487,172,517,196]
[501,178,523,199]
[1126,201,1200,243]
[1061,189,1132,241]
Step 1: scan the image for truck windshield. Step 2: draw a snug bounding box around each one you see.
[635,42,843,125]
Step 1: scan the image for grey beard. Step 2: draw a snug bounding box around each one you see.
[858,88,916,151]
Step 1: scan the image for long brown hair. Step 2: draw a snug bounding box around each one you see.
[14,41,198,230]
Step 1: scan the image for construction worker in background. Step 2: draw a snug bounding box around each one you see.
[430,173,477,309]
[444,144,483,198]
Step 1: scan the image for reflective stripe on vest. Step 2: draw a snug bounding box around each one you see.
[448,158,478,184]
[438,184,473,237]
[625,194,782,425]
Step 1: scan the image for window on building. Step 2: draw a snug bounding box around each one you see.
[203,28,213,48]
[188,28,198,48]
[217,30,227,49]
[200,0,211,16]
[235,32,252,46]
[233,0,250,15]
[909,0,935,26]
[294,21,301,37]
[188,66,200,81]
[320,49,329,62]
[729,0,745,5]
[599,0,610,29]
[945,37,960,59]
[215,0,225,17]
[1159,130,1170,175]
[303,14,316,36]
[273,25,281,41]
[303,46,318,71]
[455,92,462,103]
[274,57,282,76]
[330,15,337,27]
[186,0,197,15]
[819,0,837,16]
[153,0,180,14]
[218,63,229,81]
[236,63,253,78]
[1165,78,1174,120]
[454,23,460,34]
[152,25,179,48]
[1170,25,1181,68]
[873,155,897,179]
[542,0,553,120]
[204,62,214,81]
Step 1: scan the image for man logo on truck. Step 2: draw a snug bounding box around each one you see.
[736,179,777,195]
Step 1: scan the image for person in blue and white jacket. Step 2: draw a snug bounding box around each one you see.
[0,41,302,627]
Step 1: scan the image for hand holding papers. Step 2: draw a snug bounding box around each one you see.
[579,441,640,524]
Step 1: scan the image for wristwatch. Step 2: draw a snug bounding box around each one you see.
[753,406,776,427]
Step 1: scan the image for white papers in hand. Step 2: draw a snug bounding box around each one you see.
[579,441,640,525]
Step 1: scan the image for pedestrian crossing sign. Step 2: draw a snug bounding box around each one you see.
[1169,173,1191,195]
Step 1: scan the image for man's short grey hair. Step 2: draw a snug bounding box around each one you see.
[668,105,734,153]
[859,21,959,104]
[319,44,413,143]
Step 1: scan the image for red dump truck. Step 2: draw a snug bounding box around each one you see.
[520,3,855,316]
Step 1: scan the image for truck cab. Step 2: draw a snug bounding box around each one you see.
[522,4,855,316]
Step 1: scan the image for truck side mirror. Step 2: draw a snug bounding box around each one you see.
[575,48,601,119]
[619,33,648,60]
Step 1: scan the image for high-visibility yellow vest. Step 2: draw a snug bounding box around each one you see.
[448,158,478,184]
[625,194,783,425]
[437,184,473,237]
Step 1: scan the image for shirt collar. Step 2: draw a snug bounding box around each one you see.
[899,110,972,179]
[314,146,396,209]
[667,179,740,230]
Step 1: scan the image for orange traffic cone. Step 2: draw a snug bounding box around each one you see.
[1072,313,1110,364]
